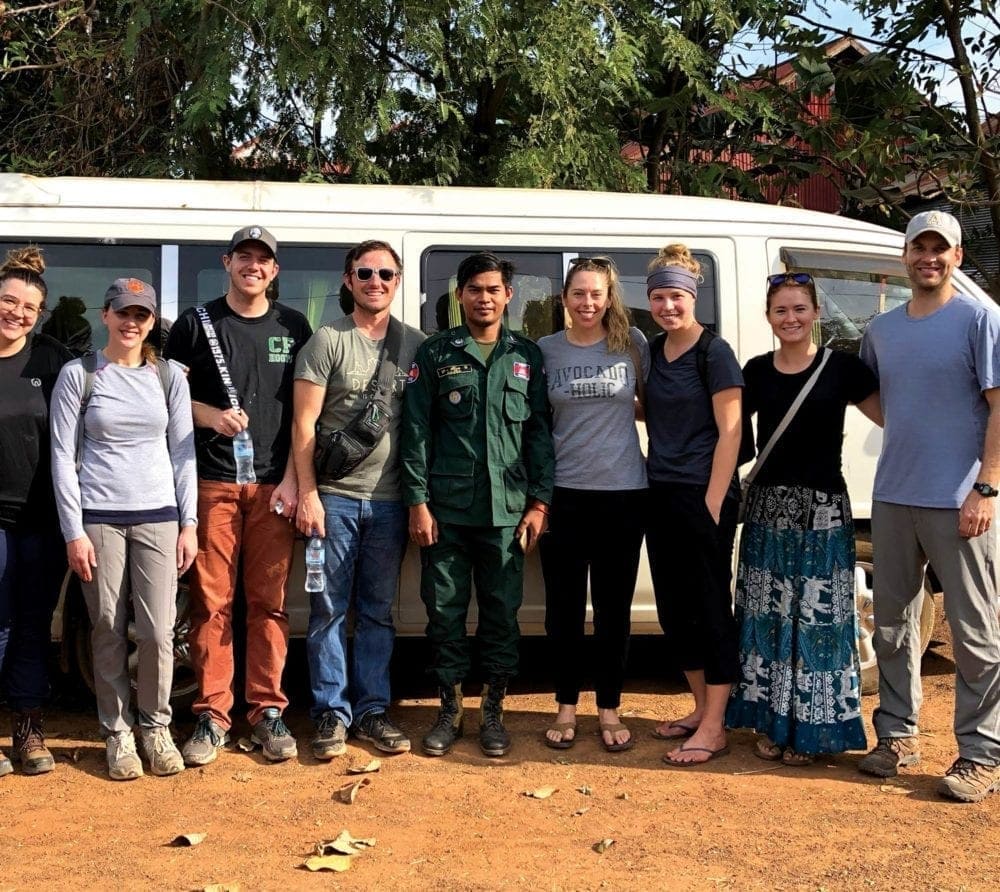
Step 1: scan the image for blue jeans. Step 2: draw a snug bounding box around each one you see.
[0,527,66,710]
[307,494,407,725]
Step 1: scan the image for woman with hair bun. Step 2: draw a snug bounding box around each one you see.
[0,247,72,777]
[51,278,197,781]
[644,244,743,766]
[537,257,649,752]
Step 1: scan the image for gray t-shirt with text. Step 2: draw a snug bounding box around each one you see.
[295,316,425,500]
[538,327,649,491]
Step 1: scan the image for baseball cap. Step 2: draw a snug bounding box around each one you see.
[228,225,278,258]
[904,211,962,247]
[104,278,157,314]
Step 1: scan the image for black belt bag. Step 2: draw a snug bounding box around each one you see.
[314,318,403,482]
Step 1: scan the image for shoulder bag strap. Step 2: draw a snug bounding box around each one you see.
[75,352,98,472]
[373,316,403,399]
[626,333,645,408]
[194,305,241,412]
[743,348,832,488]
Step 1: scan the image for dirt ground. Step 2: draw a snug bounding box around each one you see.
[1,612,997,891]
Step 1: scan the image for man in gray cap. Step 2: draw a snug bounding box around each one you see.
[858,210,1000,802]
[165,226,312,766]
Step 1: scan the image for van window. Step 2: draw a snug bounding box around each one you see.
[780,248,912,354]
[177,244,349,331]
[421,250,562,338]
[568,250,718,340]
[0,241,161,355]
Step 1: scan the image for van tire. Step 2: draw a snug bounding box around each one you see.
[72,579,199,714]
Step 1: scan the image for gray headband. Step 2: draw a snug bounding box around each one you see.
[646,267,698,297]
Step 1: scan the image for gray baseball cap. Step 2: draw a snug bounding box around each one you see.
[104,278,157,313]
[904,211,962,247]
[228,225,278,258]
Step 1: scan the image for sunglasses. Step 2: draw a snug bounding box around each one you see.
[569,256,614,270]
[352,267,398,282]
[767,272,814,288]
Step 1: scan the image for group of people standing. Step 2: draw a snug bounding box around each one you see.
[1,210,998,803]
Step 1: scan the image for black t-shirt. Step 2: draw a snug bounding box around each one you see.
[0,333,72,530]
[164,297,312,483]
[744,347,877,492]
[645,332,744,493]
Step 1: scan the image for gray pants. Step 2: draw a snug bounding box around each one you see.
[81,522,178,735]
[871,501,1000,765]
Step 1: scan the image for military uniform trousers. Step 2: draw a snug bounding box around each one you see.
[419,522,524,687]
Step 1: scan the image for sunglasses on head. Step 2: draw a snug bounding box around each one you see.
[767,272,814,288]
[569,256,614,269]
[352,266,398,282]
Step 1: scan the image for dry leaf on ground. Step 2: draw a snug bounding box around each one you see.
[171,832,207,847]
[346,759,382,775]
[523,786,557,800]
[592,838,615,854]
[572,807,589,817]
[878,784,910,795]
[576,785,592,796]
[303,855,352,872]
[316,830,377,856]
[335,777,372,804]
[203,884,239,892]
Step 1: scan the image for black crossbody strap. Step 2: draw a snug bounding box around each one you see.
[195,305,241,412]
[372,316,403,398]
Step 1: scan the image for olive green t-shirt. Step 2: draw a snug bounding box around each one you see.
[295,316,425,500]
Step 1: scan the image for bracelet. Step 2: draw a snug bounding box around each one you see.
[531,503,550,516]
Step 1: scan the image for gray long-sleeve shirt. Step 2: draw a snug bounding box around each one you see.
[50,354,197,542]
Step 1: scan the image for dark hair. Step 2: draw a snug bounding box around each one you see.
[0,246,48,307]
[766,274,819,311]
[456,252,514,291]
[344,240,402,276]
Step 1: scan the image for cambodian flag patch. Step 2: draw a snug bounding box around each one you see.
[512,361,530,380]
[407,361,419,383]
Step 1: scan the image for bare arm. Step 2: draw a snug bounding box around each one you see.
[959,387,1000,539]
[706,387,742,523]
[292,379,325,536]
[855,391,884,427]
[191,399,247,436]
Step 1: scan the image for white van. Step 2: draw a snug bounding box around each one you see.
[2,173,982,697]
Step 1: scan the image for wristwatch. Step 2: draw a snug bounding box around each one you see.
[973,482,999,497]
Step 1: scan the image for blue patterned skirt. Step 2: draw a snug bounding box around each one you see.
[725,484,867,754]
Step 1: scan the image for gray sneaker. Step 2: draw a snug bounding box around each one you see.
[106,730,143,781]
[140,726,185,776]
[251,708,298,762]
[858,736,921,778]
[312,711,348,761]
[938,757,1000,803]
[182,714,230,767]
[353,711,411,754]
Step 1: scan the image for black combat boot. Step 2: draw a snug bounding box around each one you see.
[422,684,464,756]
[479,680,511,757]
[13,708,55,775]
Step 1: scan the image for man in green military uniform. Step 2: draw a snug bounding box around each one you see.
[401,252,554,757]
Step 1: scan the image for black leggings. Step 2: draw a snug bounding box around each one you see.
[646,481,739,686]
[539,487,646,709]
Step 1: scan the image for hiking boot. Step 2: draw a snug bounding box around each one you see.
[182,714,230,766]
[106,730,143,781]
[422,684,464,756]
[139,726,185,776]
[12,708,55,775]
[312,711,347,761]
[858,736,920,778]
[0,748,12,777]
[251,708,298,762]
[479,680,511,757]
[354,711,411,755]
[938,757,1000,803]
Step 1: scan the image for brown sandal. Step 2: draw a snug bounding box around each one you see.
[754,736,783,762]
[781,749,815,767]
[600,722,634,753]
[543,721,577,750]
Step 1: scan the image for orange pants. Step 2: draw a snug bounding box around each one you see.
[189,480,295,728]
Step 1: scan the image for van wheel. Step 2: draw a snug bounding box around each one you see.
[854,560,936,696]
[73,582,199,713]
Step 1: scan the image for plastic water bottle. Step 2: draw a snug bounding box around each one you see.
[233,428,256,484]
[305,534,325,592]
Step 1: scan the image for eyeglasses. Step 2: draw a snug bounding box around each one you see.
[353,267,398,282]
[767,272,814,289]
[0,295,43,320]
[569,256,614,270]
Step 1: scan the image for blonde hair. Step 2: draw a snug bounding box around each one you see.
[0,246,48,305]
[563,257,633,354]
[647,243,701,277]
